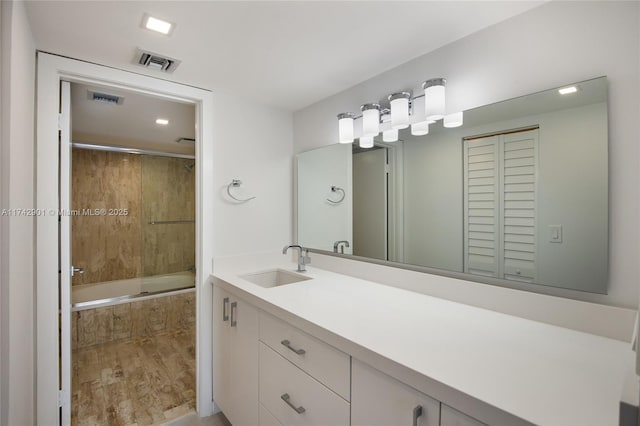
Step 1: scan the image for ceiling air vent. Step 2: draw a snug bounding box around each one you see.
[88,90,124,105]
[135,49,181,73]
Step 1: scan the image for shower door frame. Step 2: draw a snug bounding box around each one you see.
[36,52,215,425]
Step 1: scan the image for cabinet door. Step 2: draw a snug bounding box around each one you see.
[212,286,231,415]
[212,286,260,426]
[352,359,440,426]
[228,294,260,426]
[440,404,486,426]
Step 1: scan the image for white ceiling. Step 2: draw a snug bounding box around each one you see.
[25,1,544,111]
[71,82,195,153]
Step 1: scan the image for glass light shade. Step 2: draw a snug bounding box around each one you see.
[337,113,355,143]
[361,104,380,137]
[382,128,398,142]
[443,111,463,128]
[423,78,446,121]
[359,136,374,148]
[389,93,411,129]
[411,121,429,136]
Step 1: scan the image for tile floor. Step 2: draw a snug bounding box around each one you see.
[72,328,197,426]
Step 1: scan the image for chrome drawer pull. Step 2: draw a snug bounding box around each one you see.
[281,339,306,355]
[230,301,237,327]
[281,393,305,414]
[412,405,423,426]
[222,297,229,321]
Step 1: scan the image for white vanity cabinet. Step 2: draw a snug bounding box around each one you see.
[258,312,351,426]
[351,359,441,426]
[212,286,259,426]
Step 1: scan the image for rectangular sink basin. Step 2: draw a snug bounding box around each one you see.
[240,269,312,288]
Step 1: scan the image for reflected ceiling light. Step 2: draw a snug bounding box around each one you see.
[423,78,446,121]
[388,92,411,129]
[143,14,174,35]
[361,104,381,137]
[155,118,169,125]
[411,121,429,136]
[558,86,578,95]
[383,128,398,142]
[359,136,374,149]
[337,113,356,144]
[443,112,463,128]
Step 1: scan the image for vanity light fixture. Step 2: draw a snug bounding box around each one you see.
[423,78,446,121]
[443,111,464,128]
[558,86,578,95]
[411,121,429,136]
[361,104,381,137]
[143,14,175,35]
[155,118,169,125]
[336,77,453,144]
[337,113,356,144]
[388,92,411,129]
[359,136,374,149]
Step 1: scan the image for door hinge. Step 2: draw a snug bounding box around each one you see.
[384,164,391,174]
[58,389,69,407]
[58,113,63,131]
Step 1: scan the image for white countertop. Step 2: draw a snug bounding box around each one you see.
[212,254,635,426]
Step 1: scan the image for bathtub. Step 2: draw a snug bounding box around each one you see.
[72,270,195,310]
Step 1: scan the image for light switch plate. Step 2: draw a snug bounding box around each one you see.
[549,225,563,243]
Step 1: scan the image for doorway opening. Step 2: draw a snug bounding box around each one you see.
[67,82,198,425]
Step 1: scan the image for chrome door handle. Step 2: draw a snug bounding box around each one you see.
[412,405,423,426]
[71,266,84,276]
[281,393,305,414]
[230,301,237,327]
[281,339,305,355]
[222,297,229,322]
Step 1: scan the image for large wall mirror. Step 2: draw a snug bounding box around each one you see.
[297,77,608,294]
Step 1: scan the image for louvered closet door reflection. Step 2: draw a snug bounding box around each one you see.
[463,136,500,277]
[501,130,538,282]
[464,128,538,282]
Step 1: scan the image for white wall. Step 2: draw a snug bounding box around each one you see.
[293,1,640,308]
[212,94,293,258]
[0,1,36,424]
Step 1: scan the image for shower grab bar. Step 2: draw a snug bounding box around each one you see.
[148,220,195,225]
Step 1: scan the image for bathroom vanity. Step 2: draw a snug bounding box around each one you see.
[211,255,634,426]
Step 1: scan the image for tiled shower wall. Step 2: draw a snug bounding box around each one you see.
[72,292,195,349]
[71,149,195,285]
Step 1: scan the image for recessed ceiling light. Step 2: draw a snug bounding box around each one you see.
[558,86,578,95]
[142,14,174,36]
[155,118,169,125]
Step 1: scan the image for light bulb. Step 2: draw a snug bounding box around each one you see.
[443,111,463,128]
[337,113,355,143]
[388,92,411,130]
[411,121,429,136]
[359,136,374,148]
[361,104,380,137]
[423,78,446,121]
[383,128,398,142]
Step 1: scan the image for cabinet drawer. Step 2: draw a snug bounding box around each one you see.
[441,404,486,426]
[260,404,283,426]
[260,312,350,401]
[352,359,440,426]
[259,342,350,426]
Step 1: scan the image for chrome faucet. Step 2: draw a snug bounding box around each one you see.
[282,244,310,272]
[333,240,350,254]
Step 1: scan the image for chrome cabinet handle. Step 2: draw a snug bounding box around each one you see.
[222,297,229,322]
[412,405,423,426]
[281,339,305,355]
[230,301,237,327]
[281,393,305,414]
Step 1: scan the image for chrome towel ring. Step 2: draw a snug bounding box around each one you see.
[326,186,345,204]
[227,179,256,202]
